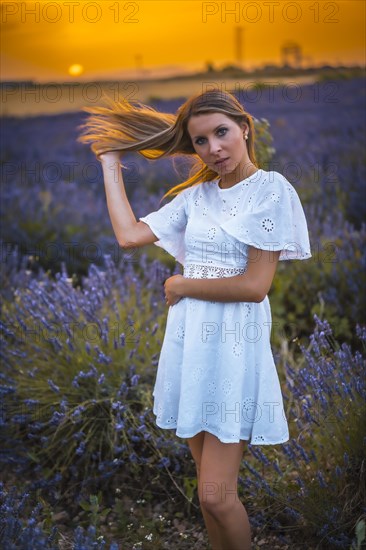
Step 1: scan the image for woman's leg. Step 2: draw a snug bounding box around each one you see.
[186,432,222,549]
[198,432,252,550]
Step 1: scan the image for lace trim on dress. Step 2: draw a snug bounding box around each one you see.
[183,263,246,279]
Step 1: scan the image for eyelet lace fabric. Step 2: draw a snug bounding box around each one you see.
[140,170,311,445]
[183,263,246,279]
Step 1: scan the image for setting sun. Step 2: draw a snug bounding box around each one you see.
[68,64,84,77]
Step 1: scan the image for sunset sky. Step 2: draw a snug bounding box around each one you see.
[1,0,365,82]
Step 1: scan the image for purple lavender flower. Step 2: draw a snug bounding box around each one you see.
[47,379,60,393]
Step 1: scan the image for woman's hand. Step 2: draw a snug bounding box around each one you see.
[164,274,185,306]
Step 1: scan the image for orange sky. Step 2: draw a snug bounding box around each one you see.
[1,0,365,81]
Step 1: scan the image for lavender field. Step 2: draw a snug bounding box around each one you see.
[1,76,365,549]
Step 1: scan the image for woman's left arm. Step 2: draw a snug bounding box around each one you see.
[164,247,281,305]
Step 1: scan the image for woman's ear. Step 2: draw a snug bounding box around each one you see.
[240,121,249,134]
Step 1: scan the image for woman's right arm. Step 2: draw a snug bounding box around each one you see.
[99,152,158,249]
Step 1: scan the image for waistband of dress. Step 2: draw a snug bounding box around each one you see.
[183,262,246,279]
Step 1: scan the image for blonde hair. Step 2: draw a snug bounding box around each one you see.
[77,89,257,199]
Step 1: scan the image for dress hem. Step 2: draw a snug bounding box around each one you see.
[154,419,289,446]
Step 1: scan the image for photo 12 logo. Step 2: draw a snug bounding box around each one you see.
[1,2,140,24]
[1,82,140,106]
[201,2,340,24]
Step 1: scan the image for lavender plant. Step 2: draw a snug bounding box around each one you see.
[1,252,185,490]
[0,482,119,549]
[1,245,365,548]
[1,77,365,548]
[238,315,366,548]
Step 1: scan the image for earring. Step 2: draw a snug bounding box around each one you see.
[244,133,248,140]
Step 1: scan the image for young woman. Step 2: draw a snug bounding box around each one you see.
[77,90,311,550]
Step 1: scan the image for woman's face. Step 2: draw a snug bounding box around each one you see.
[187,112,250,184]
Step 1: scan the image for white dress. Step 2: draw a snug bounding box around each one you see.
[139,169,311,444]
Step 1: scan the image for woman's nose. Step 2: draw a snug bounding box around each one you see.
[209,138,222,153]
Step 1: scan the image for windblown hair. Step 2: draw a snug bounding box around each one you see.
[77,89,257,199]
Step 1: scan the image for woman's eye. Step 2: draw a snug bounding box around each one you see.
[195,128,228,145]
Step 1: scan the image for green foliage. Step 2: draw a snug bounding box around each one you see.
[352,519,366,550]
[253,117,276,169]
[269,228,366,348]
[79,492,111,531]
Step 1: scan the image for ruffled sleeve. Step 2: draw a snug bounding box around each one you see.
[139,189,188,264]
[220,172,312,261]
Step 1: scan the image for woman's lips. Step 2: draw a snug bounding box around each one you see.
[214,157,229,166]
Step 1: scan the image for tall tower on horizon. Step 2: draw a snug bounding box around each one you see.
[281,42,303,68]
